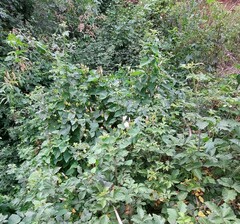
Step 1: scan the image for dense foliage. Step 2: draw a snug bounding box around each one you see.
[0,0,240,223]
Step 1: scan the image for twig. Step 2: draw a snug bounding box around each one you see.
[113,206,123,224]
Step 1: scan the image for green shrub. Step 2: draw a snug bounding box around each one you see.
[1,1,240,223]
[72,1,152,72]
[1,32,239,223]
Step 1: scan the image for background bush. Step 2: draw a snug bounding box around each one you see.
[147,0,240,72]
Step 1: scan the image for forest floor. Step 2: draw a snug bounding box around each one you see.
[219,0,240,10]
[217,1,240,75]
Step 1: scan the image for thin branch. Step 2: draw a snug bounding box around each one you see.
[113,206,123,224]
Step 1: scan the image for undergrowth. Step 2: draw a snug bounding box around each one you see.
[0,0,240,223]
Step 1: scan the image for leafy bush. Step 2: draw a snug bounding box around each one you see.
[0,31,54,209]
[0,0,34,29]
[0,0,34,56]
[0,1,240,223]
[1,31,239,223]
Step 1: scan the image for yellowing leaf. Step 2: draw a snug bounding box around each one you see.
[72,208,76,214]
[198,196,204,203]
[198,211,206,217]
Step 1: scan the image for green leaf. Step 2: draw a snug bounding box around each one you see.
[114,191,126,201]
[7,33,26,47]
[198,218,211,224]
[36,42,47,54]
[177,201,187,213]
[63,151,71,163]
[99,215,110,224]
[229,138,240,146]
[205,139,215,155]
[196,121,209,130]
[221,203,236,220]
[236,74,240,85]
[68,112,75,121]
[206,0,216,4]
[137,206,144,219]
[192,169,202,180]
[91,167,97,174]
[222,188,237,202]
[4,55,14,61]
[130,70,144,76]
[232,182,240,193]
[87,75,100,82]
[88,157,96,164]
[119,140,131,149]
[205,202,221,216]
[152,214,165,223]
[128,127,140,138]
[125,160,133,166]
[218,178,233,188]
[167,208,178,224]
[66,162,78,175]
[177,191,188,201]
[8,214,21,224]
[139,57,154,67]
[217,120,231,131]
[59,124,71,136]
[0,214,8,223]
[100,199,107,209]
[151,45,159,55]
[56,209,68,216]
